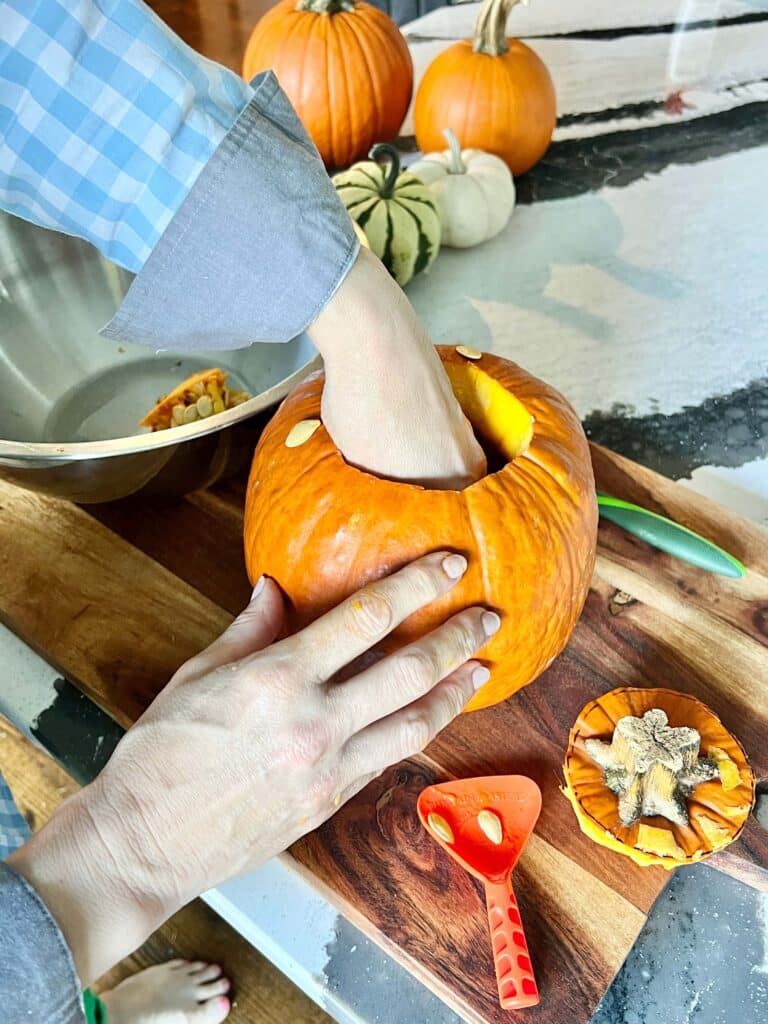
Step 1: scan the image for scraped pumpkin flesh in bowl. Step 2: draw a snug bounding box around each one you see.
[244,345,598,711]
[141,368,251,432]
[563,687,755,869]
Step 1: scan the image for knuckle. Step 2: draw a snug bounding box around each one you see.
[454,612,487,658]
[442,679,470,721]
[286,718,333,769]
[396,650,437,695]
[343,591,393,641]
[405,564,443,603]
[398,709,433,754]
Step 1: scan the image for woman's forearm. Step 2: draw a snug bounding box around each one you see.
[7,784,167,986]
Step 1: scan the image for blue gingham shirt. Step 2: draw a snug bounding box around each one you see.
[1,0,254,271]
[0,0,357,347]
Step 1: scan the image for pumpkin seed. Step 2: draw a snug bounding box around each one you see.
[456,345,482,361]
[427,812,454,844]
[478,809,503,845]
[171,404,185,425]
[196,395,214,418]
[285,419,321,448]
[182,405,199,424]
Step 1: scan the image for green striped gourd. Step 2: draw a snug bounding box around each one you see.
[333,144,441,286]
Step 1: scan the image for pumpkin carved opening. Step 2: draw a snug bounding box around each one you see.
[443,359,535,476]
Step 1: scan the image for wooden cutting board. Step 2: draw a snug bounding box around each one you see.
[0,443,765,1024]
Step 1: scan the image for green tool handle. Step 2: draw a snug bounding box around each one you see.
[597,495,746,579]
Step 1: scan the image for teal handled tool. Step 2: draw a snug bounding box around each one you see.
[597,495,746,578]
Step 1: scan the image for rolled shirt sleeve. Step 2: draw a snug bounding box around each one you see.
[0,861,85,1024]
[102,72,359,350]
[1,0,358,349]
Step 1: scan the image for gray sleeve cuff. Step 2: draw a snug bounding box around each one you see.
[101,71,359,351]
[0,861,85,1023]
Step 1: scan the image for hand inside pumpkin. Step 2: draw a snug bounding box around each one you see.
[309,247,487,489]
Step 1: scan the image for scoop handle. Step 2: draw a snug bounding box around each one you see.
[485,878,540,1009]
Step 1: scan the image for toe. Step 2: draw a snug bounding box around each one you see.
[189,996,230,1023]
[193,964,223,984]
[197,978,230,1001]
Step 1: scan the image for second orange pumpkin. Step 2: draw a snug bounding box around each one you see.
[414,0,556,176]
[243,0,413,170]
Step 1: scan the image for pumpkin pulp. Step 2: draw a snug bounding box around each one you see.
[443,360,534,471]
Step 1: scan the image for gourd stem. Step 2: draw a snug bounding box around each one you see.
[472,0,524,57]
[296,0,354,12]
[369,143,401,198]
[442,128,466,174]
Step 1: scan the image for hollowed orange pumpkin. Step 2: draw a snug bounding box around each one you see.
[244,347,596,710]
[243,348,598,708]
[563,687,755,869]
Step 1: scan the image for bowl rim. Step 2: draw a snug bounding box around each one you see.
[0,355,321,463]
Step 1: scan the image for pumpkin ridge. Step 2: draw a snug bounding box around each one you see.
[332,15,357,168]
[342,166,381,189]
[344,9,383,136]
[358,7,413,134]
[392,198,436,276]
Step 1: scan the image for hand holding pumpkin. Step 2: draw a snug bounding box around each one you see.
[9,552,498,986]
[308,246,487,488]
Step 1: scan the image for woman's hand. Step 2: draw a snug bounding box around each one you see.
[9,552,498,985]
[309,247,487,490]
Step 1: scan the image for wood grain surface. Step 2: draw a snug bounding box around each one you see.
[0,714,331,1024]
[0,442,765,1024]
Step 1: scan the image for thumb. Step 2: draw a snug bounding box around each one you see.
[173,577,285,684]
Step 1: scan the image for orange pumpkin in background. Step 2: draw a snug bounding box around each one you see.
[242,0,413,170]
[414,0,556,176]
[244,347,597,711]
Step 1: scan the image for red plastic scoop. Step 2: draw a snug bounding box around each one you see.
[417,776,542,1010]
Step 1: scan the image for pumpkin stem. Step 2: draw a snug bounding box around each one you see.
[296,0,354,12]
[442,128,466,174]
[473,0,524,57]
[584,708,718,827]
[369,143,402,198]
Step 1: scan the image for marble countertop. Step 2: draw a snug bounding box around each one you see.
[1,1,767,1022]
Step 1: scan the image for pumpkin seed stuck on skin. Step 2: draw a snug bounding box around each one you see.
[285,419,321,448]
[477,808,503,845]
[456,345,482,361]
[427,812,454,844]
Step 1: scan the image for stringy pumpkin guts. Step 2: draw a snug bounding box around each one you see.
[584,708,718,826]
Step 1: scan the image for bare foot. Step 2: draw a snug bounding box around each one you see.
[99,960,231,1024]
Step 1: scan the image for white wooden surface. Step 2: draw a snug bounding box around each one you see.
[404,19,768,134]
[404,0,767,40]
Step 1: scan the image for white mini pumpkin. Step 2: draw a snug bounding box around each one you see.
[409,129,515,248]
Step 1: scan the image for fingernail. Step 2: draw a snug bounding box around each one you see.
[472,665,491,689]
[251,575,266,599]
[482,611,501,637]
[442,554,467,579]
[219,996,231,1010]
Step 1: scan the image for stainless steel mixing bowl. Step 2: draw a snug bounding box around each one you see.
[0,214,318,502]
